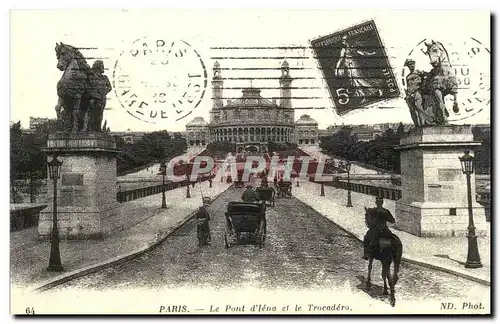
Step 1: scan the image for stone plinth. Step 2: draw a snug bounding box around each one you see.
[395,125,488,237]
[39,132,122,240]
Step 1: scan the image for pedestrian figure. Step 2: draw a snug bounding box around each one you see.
[196,197,211,247]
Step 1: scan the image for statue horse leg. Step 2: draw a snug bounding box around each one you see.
[452,92,459,114]
[433,88,449,121]
[83,102,91,132]
[72,95,82,132]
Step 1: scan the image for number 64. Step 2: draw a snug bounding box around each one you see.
[336,88,350,105]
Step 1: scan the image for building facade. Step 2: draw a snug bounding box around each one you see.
[185,61,319,152]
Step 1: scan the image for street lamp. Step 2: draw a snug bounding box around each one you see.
[159,161,167,209]
[459,151,482,269]
[345,160,353,207]
[186,175,191,198]
[47,156,63,272]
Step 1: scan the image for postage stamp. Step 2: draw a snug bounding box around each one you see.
[113,37,208,123]
[310,20,400,115]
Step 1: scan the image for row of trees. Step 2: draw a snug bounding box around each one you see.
[319,123,404,174]
[115,131,187,175]
[10,120,60,202]
[472,126,491,175]
[10,120,188,202]
[320,123,491,175]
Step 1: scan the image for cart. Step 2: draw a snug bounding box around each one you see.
[256,187,275,207]
[224,201,266,248]
[277,181,292,198]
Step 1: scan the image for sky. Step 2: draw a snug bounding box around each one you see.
[10,9,491,132]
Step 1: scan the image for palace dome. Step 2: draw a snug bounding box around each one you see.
[186,117,209,127]
[295,114,318,126]
[224,87,277,108]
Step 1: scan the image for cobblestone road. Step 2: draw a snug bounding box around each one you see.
[53,186,489,305]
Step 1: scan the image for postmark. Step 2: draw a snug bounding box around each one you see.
[113,37,208,123]
[310,20,400,116]
[402,37,490,122]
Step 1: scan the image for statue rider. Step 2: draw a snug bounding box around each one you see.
[89,60,112,131]
[404,59,427,127]
[363,197,396,260]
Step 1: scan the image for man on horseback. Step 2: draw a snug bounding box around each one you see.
[362,197,396,260]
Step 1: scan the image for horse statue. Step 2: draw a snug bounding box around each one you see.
[54,42,112,132]
[364,207,403,307]
[404,40,459,127]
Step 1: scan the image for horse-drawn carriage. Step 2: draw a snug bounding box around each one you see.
[224,201,267,248]
[276,181,292,198]
[256,187,275,207]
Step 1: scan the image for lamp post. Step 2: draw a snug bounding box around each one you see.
[345,160,353,207]
[47,156,63,272]
[186,175,191,198]
[159,161,167,209]
[459,151,482,269]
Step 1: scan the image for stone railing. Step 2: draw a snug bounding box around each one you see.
[311,178,402,201]
[10,203,47,231]
[116,175,215,203]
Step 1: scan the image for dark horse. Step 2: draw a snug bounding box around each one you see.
[364,207,403,307]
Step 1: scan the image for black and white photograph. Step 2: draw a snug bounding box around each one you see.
[8,9,491,315]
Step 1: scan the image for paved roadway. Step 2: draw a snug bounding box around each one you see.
[53,186,488,304]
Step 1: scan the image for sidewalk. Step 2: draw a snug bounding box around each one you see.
[292,180,490,285]
[10,180,232,291]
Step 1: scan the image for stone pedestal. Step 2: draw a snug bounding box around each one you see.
[395,125,488,237]
[39,132,121,240]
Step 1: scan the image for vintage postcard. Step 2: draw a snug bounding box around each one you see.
[9,9,491,315]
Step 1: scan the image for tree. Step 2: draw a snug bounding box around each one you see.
[116,130,188,175]
[319,125,403,174]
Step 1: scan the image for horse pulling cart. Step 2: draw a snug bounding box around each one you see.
[224,202,267,248]
[256,187,275,207]
[277,181,292,198]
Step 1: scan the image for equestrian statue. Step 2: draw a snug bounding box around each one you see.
[404,40,459,127]
[54,42,112,132]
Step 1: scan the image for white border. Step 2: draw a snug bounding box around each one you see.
[3,2,498,324]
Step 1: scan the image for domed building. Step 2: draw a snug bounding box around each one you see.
[185,60,319,152]
[185,117,209,146]
[295,114,319,145]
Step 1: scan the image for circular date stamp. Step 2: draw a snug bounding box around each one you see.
[113,37,208,123]
[402,37,490,122]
